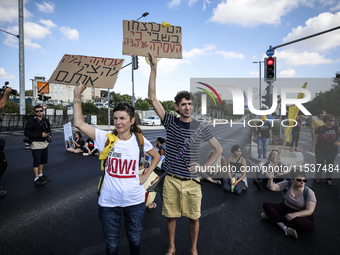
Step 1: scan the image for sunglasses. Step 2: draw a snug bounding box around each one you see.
[296,178,307,183]
[35,110,44,112]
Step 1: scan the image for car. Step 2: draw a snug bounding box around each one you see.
[197,117,211,124]
[141,116,161,126]
[94,103,108,109]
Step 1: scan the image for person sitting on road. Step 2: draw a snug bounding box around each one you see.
[199,151,226,185]
[253,148,291,190]
[223,145,248,194]
[155,137,166,156]
[67,131,85,154]
[261,170,316,239]
[83,137,99,156]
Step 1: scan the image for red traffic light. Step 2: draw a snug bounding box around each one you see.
[267,57,274,65]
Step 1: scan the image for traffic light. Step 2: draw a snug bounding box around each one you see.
[132,56,139,70]
[37,94,51,101]
[264,57,276,81]
[262,86,272,107]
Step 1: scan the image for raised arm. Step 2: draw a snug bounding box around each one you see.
[73,81,96,139]
[147,52,165,121]
[0,87,11,109]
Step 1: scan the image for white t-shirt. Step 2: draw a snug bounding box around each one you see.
[95,129,153,207]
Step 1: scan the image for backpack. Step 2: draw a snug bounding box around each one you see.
[283,180,309,200]
[97,132,144,196]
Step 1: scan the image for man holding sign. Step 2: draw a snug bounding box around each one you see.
[147,52,222,255]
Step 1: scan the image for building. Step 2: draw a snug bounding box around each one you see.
[32,76,102,105]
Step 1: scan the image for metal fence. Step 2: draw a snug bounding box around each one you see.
[0,114,74,132]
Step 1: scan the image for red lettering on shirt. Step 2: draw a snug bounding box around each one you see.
[106,157,136,178]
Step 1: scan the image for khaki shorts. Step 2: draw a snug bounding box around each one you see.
[162,175,202,219]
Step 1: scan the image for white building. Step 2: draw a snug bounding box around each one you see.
[32,76,102,105]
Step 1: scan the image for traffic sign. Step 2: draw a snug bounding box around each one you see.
[38,82,49,94]
[266,49,275,57]
[42,103,47,109]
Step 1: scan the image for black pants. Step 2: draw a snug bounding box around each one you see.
[0,151,8,179]
[315,148,337,181]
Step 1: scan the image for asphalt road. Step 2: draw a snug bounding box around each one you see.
[0,124,339,255]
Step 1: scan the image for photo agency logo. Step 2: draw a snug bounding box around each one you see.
[190,78,326,128]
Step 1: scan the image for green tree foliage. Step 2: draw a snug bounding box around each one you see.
[304,71,340,116]
[135,98,151,110]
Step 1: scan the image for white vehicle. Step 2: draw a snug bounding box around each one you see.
[94,103,108,109]
[141,116,161,126]
[197,117,211,124]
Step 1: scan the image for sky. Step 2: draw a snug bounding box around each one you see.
[0,0,340,102]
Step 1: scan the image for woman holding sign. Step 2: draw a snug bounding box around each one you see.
[73,81,160,255]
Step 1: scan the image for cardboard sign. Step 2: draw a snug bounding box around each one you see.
[49,54,125,89]
[63,122,74,149]
[123,20,182,59]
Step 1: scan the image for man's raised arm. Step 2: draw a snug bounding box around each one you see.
[0,87,11,109]
[147,52,165,121]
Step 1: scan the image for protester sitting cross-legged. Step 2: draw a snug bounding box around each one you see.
[83,137,99,156]
[73,81,160,255]
[199,151,226,185]
[223,145,248,194]
[253,148,291,190]
[67,131,85,154]
[261,170,317,239]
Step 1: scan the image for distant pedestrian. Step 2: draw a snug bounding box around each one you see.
[290,115,303,152]
[311,110,326,147]
[261,170,316,239]
[155,137,166,156]
[311,114,339,186]
[24,105,52,186]
[256,115,272,159]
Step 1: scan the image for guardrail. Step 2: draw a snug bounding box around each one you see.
[0,114,74,132]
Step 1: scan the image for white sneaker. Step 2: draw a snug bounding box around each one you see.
[83,153,89,156]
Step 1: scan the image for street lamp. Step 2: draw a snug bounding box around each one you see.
[253,61,264,110]
[131,12,149,107]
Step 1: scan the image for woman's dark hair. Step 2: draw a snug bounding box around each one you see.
[322,114,334,123]
[157,137,166,144]
[290,170,306,179]
[317,110,325,117]
[231,145,242,153]
[112,102,142,135]
[75,131,83,138]
[268,149,279,160]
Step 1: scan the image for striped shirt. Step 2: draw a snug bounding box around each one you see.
[162,112,213,178]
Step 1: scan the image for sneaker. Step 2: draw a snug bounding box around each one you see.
[34,178,47,186]
[83,153,89,156]
[258,156,261,159]
[285,227,298,239]
[261,212,269,219]
[40,174,51,181]
[0,190,6,197]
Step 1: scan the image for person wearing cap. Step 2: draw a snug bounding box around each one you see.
[255,115,272,159]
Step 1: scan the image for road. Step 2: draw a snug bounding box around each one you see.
[0,124,339,255]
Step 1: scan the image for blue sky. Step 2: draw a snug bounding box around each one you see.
[1,0,340,102]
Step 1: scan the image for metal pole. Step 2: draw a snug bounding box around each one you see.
[107,89,110,128]
[259,61,261,110]
[131,56,135,107]
[19,0,25,114]
[271,25,340,50]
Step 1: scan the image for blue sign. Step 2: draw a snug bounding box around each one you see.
[266,49,275,57]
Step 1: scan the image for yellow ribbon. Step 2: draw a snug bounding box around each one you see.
[99,133,118,170]
[162,21,172,27]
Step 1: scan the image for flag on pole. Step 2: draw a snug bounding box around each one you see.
[244,91,249,110]
[285,82,308,141]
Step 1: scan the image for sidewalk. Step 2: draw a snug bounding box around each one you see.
[249,138,304,167]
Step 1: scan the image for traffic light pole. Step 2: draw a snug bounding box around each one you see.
[270,25,340,50]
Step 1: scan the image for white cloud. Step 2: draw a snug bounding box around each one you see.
[60,27,79,40]
[3,22,52,49]
[249,71,258,77]
[188,0,199,7]
[276,49,339,65]
[215,50,245,59]
[39,19,56,28]
[169,0,182,8]
[0,1,32,23]
[283,12,340,52]
[330,2,340,11]
[183,44,216,58]
[36,1,55,13]
[209,0,300,27]
[0,67,15,79]
[278,68,296,77]
[203,0,211,10]
[140,56,191,76]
